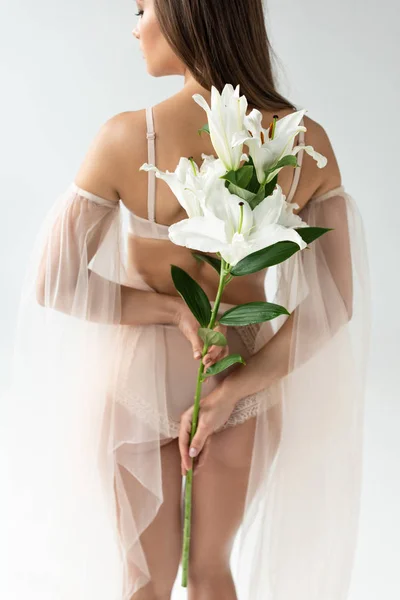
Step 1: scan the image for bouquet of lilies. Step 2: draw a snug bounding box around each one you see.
[140,83,330,586]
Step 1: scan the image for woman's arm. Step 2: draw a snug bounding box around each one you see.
[120,286,182,326]
[36,113,184,326]
[219,185,354,404]
[217,308,297,403]
[37,280,182,326]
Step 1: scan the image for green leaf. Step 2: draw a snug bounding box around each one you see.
[269,154,298,171]
[219,301,290,325]
[197,123,210,136]
[198,327,227,347]
[295,226,333,244]
[192,252,203,264]
[202,353,246,378]
[263,174,278,197]
[221,170,237,186]
[170,265,211,327]
[235,165,254,189]
[247,175,280,210]
[227,183,256,202]
[231,240,301,276]
[191,251,222,274]
[246,160,263,193]
[248,183,266,210]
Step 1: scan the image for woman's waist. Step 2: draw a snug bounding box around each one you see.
[125,249,267,301]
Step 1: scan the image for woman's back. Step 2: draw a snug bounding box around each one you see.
[98,90,339,303]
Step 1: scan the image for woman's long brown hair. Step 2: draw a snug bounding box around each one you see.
[153,0,296,112]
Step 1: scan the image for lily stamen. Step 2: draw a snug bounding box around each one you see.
[238,201,244,234]
[268,115,279,140]
[188,157,198,176]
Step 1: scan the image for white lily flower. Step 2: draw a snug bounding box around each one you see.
[168,184,308,266]
[231,108,327,184]
[278,200,308,229]
[192,84,249,172]
[139,153,229,218]
[199,153,229,179]
[291,144,328,169]
[140,157,203,217]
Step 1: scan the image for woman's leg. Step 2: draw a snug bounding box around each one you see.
[120,438,183,600]
[187,398,283,600]
[186,415,257,600]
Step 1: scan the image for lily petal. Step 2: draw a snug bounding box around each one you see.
[192,93,211,115]
[248,222,308,252]
[278,201,309,228]
[231,130,254,148]
[168,215,227,252]
[252,185,285,228]
[292,144,328,168]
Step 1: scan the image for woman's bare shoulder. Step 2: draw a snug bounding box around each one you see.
[73,110,148,202]
[106,109,148,157]
[74,107,344,208]
[302,114,343,198]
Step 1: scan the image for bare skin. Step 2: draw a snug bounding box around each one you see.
[73,1,342,597]
[74,92,341,306]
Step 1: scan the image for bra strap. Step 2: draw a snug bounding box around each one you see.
[145,106,157,224]
[286,117,306,204]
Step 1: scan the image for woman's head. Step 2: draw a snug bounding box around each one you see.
[132,0,294,111]
[133,0,184,78]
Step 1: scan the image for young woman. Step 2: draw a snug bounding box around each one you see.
[4,1,371,599]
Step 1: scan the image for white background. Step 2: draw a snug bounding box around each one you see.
[1,0,399,598]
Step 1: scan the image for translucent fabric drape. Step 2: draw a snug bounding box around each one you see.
[1,182,371,600]
[2,183,184,599]
[231,185,372,600]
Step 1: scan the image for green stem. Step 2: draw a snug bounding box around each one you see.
[181,258,231,587]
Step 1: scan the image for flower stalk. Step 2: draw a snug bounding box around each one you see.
[181,256,231,587]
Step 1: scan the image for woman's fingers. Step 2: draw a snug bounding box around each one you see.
[203,342,229,367]
[179,405,212,475]
[202,323,228,367]
[202,343,229,386]
[188,421,210,465]
[194,437,210,475]
[178,407,193,472]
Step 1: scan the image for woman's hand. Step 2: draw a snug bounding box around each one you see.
[173,298,229,375]
[178,384,236,476]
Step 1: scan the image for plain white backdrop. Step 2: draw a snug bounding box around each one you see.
[1,1,399,598]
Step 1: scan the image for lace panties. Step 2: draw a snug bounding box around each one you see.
[161,318,269,441]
